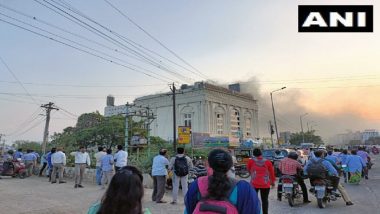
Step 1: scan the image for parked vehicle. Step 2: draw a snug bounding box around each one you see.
[0,159,27,179]
[280,175,302,207]
[311,178,340,208]
[235,164,250,178]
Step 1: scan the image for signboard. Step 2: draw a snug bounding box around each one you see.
[178,126,191,144]
[204,137,229,147]
[192,132,210,147]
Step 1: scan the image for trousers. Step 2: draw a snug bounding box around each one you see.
[152,175,166,202]
[75,163,86,185]
[172,175,188,202]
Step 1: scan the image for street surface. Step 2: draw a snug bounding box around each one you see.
[0,155,379,214]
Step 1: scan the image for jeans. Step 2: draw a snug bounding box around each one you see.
[254,188,270,214]
[172,175,188,202]
[96,166,102,185]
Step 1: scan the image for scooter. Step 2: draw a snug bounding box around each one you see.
[0,159,27,179]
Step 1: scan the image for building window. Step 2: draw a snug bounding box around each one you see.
[184,113,192,127]
[230,109,240,137]
[216,113,224,135]
[245,118,251,137]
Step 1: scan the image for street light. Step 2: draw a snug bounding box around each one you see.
[270,86,286,148]
[300,113,308,144]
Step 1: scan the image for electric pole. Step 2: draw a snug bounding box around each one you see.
[170,83,177,153]
[269,121,274,148]
[41,102,58,154]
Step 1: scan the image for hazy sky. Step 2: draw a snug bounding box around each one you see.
[1,0,379,143]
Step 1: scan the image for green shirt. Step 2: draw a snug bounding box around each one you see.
[87,202,152,214]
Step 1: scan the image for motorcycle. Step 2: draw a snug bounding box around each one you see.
[280,175,302,207]
[235,164,250,178]
[311,178,339,208]
[0,159,27,179]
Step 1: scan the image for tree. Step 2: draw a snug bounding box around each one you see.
[12,140,42,153]
[289,130,323,145]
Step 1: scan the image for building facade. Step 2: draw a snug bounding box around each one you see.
[133,82,259,142]
[362,129,379,142]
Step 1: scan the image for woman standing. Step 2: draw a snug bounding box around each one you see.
[247,148,276,214]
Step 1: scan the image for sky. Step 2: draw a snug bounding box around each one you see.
[0,0,379,144]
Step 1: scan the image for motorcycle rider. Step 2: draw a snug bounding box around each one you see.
[304,150,353,206]
[277,152,310,203]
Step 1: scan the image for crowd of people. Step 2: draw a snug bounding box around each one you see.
[0,144,377,214]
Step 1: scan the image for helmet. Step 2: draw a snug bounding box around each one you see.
[288,152,298,160]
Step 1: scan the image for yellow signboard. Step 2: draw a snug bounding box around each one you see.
[178,126,191,144]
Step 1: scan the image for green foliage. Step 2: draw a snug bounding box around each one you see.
[12,140,42,153]
[289,130,323,145]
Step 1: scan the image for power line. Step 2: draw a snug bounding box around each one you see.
[34,0,192,83]
[0,56,40,105]
[0,17,173,83]
[51,0,196,82]
[102,0,208,80]
[0,80,167,88]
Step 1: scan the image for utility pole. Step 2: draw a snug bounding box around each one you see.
[269,121,274,148]
[41,102,58,154]
[170,83,177,152]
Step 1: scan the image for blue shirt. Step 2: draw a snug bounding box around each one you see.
[47,152,53,167]
[325,155,339,164]
[304,157,338,176]
[151,155,169,176]
[184,180,261,214]
[101,154,114,172]
[13,151,23,160]
[23,153,37,161]
[346,155,366,173]
[340,154,349,165]
[357,150,369,164]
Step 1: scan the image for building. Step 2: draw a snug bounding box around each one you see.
[104,95,128,117]
[280,131,291,145]
[133,82,259,143]
[362,129,379,142]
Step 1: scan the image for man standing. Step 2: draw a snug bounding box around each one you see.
[100,149,114,189]
[22,149,37,177]
[357,147,369,179]
[39,151,49,177]
[152,149,169,203]
[94,147,106,186]
[51,147,66,184]
[169,147,193,205]
[277,152,310,203]
[47,148,56,181]
[70,146,91,188]
[114,145,128,171]
[13,148,23,160]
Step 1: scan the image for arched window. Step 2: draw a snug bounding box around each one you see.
[230,109,240,137]
[215,106,225,136]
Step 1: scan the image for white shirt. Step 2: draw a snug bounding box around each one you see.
[152,155,169,176]
[114,150,128,167]
[51,151,66,166]
[70,151,91,165]
[94,151,106,167]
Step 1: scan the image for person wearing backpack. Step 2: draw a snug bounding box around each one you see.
[184,149,261,214]
[304,150,354,206]
[169,147,193,205]
[247,148,275,214]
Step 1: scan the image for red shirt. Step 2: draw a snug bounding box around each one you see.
[279,157,302,175]
[247,156,275,188]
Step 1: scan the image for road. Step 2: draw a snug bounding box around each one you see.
[0,155,379,214]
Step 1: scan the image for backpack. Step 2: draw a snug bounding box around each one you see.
[250,157,270,186]
[193,176,238,214]
[174,156,189,176]
[306,159,327,179]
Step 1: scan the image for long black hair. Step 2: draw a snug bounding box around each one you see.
[207,149,233,200]
[97,166,144,214]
